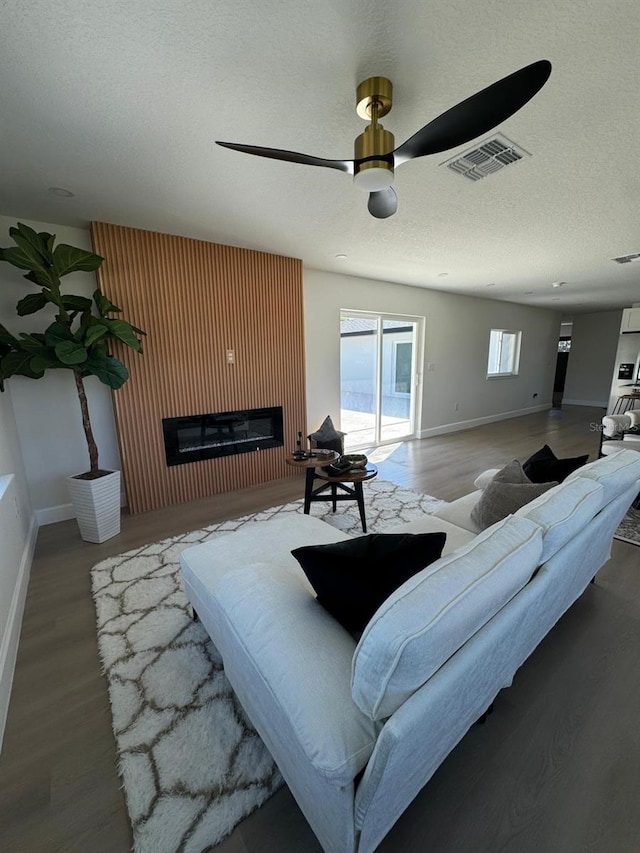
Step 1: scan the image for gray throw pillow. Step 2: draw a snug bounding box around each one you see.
[470,460,557,530]
[308,415,346,453]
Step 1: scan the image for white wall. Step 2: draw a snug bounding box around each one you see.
[563,310,622,407]
[0,215,121,523]
[0,383,36,751]
[2,215,562,518]
[304,268,560,437]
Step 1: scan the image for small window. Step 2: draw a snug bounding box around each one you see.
[393,341,412,393]
[487,329,521,377]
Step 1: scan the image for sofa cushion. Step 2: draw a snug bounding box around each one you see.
[515,477,604,562]
[522,444,589,483]
[209,562,380,786]
[565,448,640,503]
[180,514,351,601]
[470,460,557,530]
[351,515,543,721]
[601,441,628,456]
[384,514,476,554]
[291,532,447,633]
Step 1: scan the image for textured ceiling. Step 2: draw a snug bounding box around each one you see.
[1,0,639,313]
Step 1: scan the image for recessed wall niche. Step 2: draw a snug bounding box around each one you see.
[91,222,305,514]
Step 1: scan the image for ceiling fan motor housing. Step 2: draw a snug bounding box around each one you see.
[354,76,395,191]
[354,125,395,190]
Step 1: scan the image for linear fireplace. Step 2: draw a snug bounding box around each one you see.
[162,406,284,467]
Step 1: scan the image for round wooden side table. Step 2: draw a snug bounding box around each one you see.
[314,463,379,532]
[285,451,340,514]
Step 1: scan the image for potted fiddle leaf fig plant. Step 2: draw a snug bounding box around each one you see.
[0,221,145,543]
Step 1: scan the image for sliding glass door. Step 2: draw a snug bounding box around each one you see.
[340,311,421,449]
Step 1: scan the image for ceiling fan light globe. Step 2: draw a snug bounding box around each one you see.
[353,166,395,192]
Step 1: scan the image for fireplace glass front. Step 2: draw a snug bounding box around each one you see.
[162,406,283,467]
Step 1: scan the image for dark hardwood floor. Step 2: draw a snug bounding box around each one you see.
[1,405,639,853]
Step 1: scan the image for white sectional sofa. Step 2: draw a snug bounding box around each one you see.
[180,449,640,853]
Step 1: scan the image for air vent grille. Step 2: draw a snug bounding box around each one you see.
[442,134,530,182]
[611,253,640,264]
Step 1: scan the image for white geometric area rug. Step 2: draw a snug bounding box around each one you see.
[614,504,640,547]
[91,479,446,853]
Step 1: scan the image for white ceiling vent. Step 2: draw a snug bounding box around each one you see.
[441,134,530,182]
[611,252,640,264]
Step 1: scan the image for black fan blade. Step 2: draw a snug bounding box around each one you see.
[368,187,398,219]
[216,141,353,174]
[393,60,551,166]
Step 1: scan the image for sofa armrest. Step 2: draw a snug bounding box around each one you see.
[432,491,483,533]
[473,468,501,489]
[602,414,632,438]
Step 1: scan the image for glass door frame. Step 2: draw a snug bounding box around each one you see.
[340,309,424,450]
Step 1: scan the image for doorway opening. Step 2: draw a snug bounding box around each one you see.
[553,322,572,407]
[340,311,422,449]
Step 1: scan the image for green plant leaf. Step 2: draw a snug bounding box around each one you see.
[0,349,45,380]
[16,292,49,316]
[104,318,142,350]
[18,333,48,353]
[93,289,121,316]
[53,244,103,277]
[23,269,58,290]
[61,294,92,312]
[39,233,56,256]
[54,340,88,365]
[84,352,129,388]
[83,323,109,347]
[29,350,61,372]
[1,245,48,272]
[44,321,75,347]
[9,223,54,265]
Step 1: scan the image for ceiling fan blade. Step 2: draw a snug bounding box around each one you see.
[216,141,353,174]
[368,187,398,219]
[393,60,552,166]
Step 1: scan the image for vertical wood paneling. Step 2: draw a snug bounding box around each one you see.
[90,223,305,514]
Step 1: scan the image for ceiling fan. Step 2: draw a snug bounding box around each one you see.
[216,60,551,219]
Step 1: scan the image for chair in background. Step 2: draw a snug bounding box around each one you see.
[600,412,640,457]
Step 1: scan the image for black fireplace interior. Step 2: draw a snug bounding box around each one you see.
[162,406,284,467]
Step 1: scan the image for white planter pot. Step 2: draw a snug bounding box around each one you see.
[67,470,121,543]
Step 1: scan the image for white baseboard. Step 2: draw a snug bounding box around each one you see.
[561,399,608,408]
[0,514,38,752]
[419,403,552,439]
[35,502,75,526]
[36,486,127,526]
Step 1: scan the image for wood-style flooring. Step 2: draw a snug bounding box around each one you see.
[1,405,639,853]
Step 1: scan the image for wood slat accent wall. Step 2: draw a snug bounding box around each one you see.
[91,222,305,514]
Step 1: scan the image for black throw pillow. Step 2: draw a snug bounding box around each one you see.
[291,532,446,633]
[522,444,588,483]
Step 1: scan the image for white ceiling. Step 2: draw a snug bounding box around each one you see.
[1,0,639,314]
